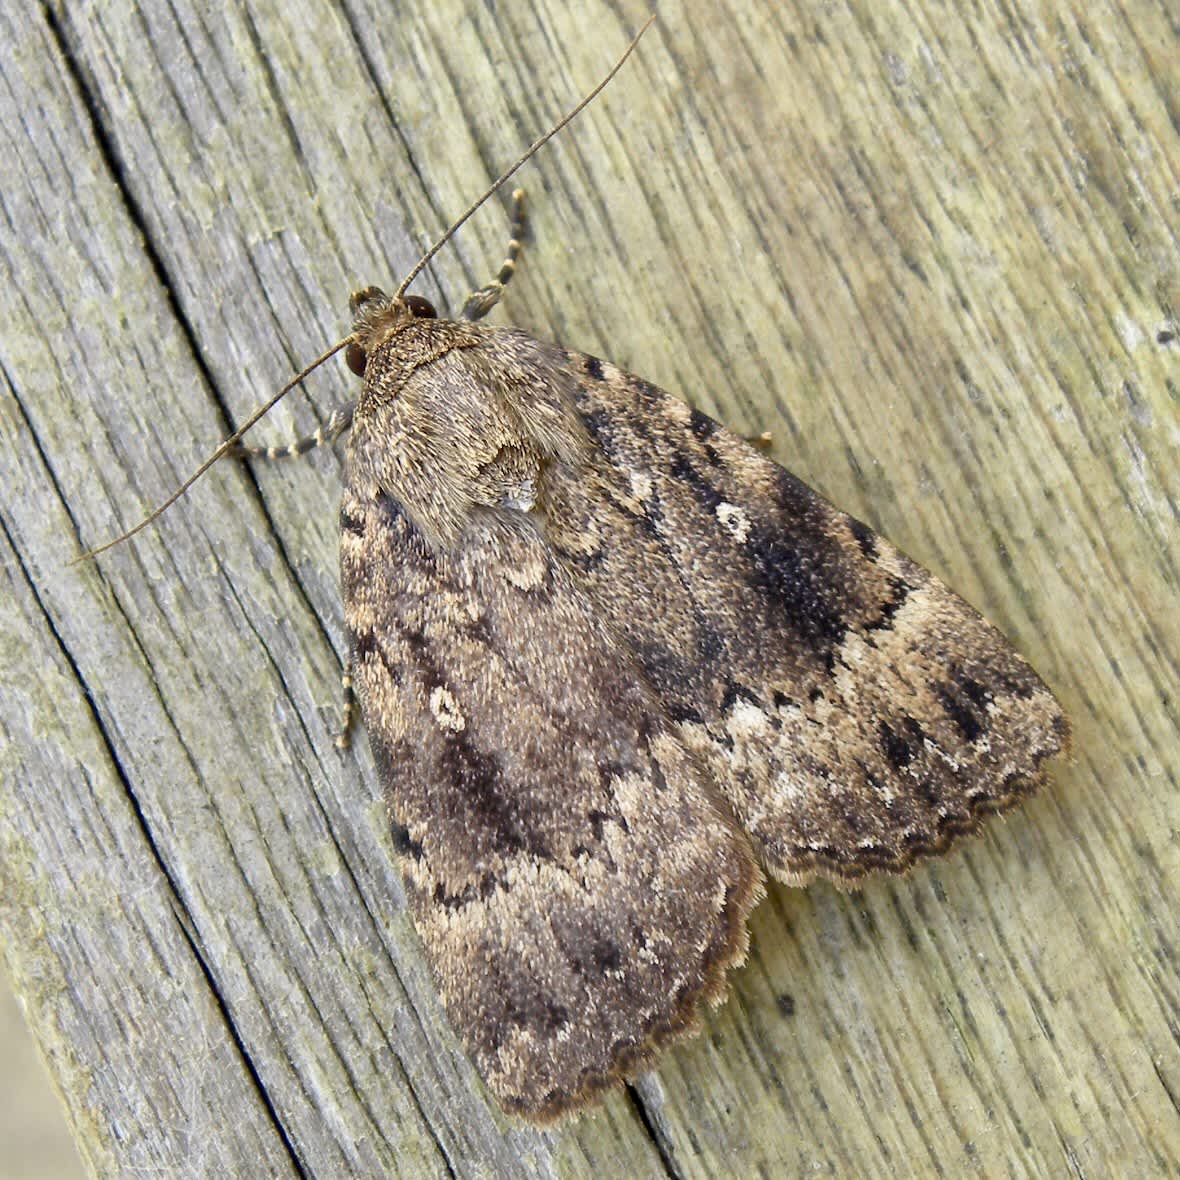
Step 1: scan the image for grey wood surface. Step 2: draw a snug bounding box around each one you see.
[1,1,1177,1176]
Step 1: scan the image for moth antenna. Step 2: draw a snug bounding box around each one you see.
[394,14,655,301]
[72,337,353,563]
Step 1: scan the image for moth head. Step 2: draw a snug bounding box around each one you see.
[345,287,438,377]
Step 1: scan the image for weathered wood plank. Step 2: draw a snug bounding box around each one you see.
[1,0,1177,1176]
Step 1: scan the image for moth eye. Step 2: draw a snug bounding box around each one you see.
[345,342,368,377]
[405,294,437,319]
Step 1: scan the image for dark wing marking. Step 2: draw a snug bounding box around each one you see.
[340,487,761,1120]
[547,351,1068,886]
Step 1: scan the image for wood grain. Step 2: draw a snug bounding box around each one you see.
[1,1,1176,1175]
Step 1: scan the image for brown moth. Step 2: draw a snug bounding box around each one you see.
[333,220,1066,1119]
[84,22,1067,1123]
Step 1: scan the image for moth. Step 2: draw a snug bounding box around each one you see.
[86,23,1067,1123]
[330,201,1067,1120]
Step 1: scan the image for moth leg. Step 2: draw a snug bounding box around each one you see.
[334,647,357,751]
[460,188,526,321]
[228,404,354,461]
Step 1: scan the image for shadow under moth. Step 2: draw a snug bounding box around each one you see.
[87,22,1067,1124]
